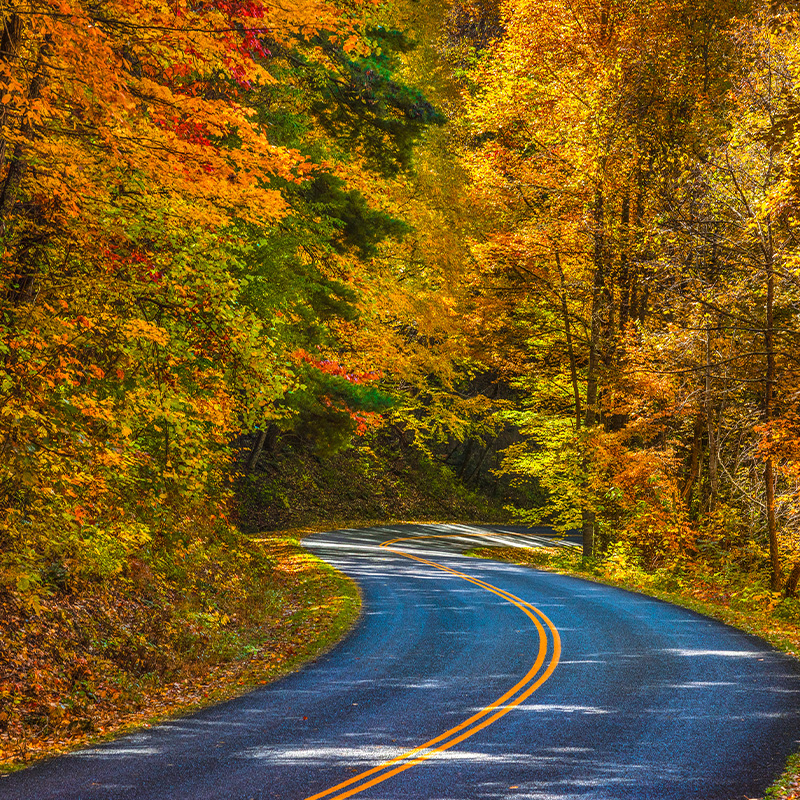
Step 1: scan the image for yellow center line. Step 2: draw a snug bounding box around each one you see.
[303,533,562,800]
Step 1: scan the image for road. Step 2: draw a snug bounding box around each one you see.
[2,523,800,800]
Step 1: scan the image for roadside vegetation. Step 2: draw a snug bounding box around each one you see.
[236,433,506,534]
[467,543,800,660]
[0,529,359,769]
[0,0,502,772]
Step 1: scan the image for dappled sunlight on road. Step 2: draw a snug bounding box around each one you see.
[511,704,612,715]
[234,744,540,766]
[74,746,162,758]
[662,648,769,657]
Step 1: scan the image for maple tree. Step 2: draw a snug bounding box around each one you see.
[0,0,464,759]
[0,0,298,598]
[0,0,455,607]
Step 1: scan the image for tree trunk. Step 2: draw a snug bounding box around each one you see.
[705,325,719,510]
[681,410,704,505]
[785,560,800,598]
[599,0,612,43]
[582,187,605,558]
[246,429,268,473]
[636,284,649,324]
[581,509,595,560]
[555,248,581,429]
[458,438,475,479]
[764,233,782,590]
[0,34,53,231]
[246,423,278,472]
[619,190,631,331]
[0,14,23,171]
[465,439,494,486]
[585,187,604,430]
[0,15,22,64]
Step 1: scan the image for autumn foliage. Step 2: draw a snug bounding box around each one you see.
[0,0,461,759]
[10,0,800,772]
[0,0,448,589]
[445,0,800,593]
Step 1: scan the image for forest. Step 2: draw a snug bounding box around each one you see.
[3,0,800,782]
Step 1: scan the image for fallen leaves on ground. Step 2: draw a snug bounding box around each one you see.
[0,532,358,768]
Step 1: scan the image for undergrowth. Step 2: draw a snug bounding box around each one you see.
[1,429,504,772]
[236,436,507,533]
[0,527,359,770]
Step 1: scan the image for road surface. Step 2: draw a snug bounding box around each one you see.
[2,523,800,800]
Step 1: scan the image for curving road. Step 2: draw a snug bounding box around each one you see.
[2,523,800,800]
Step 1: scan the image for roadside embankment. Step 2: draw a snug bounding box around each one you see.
[0,528,359,770]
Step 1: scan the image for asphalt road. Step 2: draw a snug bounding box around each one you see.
[3,523,800,800]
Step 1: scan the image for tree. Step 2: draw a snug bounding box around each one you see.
[455,0,749,558]
[0,0,449,595]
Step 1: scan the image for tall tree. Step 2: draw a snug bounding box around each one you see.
[455,0,749,557]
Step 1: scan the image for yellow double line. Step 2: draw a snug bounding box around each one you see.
[303,532,562,800]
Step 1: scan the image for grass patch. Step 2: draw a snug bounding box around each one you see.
[767,751,800,800]
[466,544,800,800]
[0,527,359,771]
